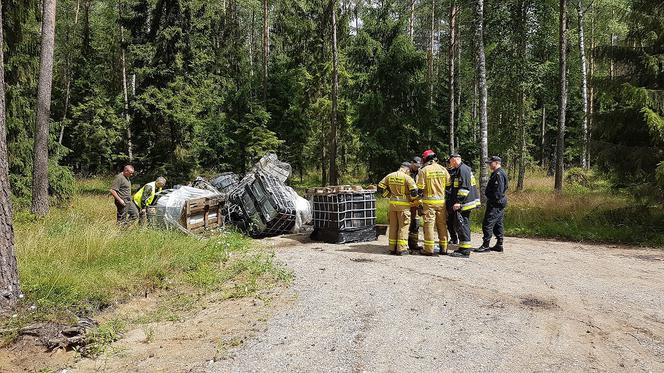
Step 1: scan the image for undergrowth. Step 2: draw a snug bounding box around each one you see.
[1,181,291,349]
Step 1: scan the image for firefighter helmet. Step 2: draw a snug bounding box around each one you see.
[422,149,436,162]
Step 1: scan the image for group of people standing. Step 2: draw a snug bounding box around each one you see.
[378,150,508,258]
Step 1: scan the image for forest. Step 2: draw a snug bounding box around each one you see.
[2,1,664,367]
[1,0,662,207]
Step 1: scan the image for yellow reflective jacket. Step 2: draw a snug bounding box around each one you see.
[417,161,451,205]
[133,181,162,208]
[378,169,418,208]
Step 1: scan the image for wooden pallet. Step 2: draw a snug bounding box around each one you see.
[183,195,225,233]
[307,185,376,196]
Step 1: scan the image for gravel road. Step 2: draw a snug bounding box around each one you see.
[212,233,664,373]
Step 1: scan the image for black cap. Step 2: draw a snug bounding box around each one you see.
[448,153,461,160]
[412,156,422,166]
[485,156,502,163]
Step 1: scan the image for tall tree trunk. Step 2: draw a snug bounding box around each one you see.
[455,9,461,142]
[541,104,546,167]
[408,0,415,42]
[588,2,594,169]
[58,0,79,146]
[0,0,21,313]
[578,0,589,169]
[329,0,339,185]
[262,0,269,104]
[517,91,527,191]
[609,9,615,80]
[448,1,457,153]
[428,0,435,109]
[472,77,478,143]
[119,1,133,163]
[249,9,255,81]
[516,0,528,192]
[32,0,57,217]
[474,0,489,201]
[555,0,568,192]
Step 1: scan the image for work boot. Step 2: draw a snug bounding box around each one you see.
[449,238,459,245]
[420,250,438,257]
[449,248,471,258]
[396,250,410,256]
[474,241,492,253]
[491,239,504,252]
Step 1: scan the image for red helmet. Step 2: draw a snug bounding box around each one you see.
[422,149,436,161]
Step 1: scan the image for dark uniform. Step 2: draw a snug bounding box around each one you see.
[408,159,421,251]
[449,161,480,255]
[480,166,508,251]
[446,166,458,244]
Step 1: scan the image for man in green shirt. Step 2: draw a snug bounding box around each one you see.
[110,165,138,224]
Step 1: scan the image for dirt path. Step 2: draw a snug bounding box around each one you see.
[212,233,664,372]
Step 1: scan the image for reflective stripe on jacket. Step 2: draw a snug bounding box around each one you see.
[450,163,481,211]
[378,170,418,207]
[417,161,451,205]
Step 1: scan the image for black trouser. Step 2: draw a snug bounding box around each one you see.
[408,206,419,250]
[447,205,458,243]
[453,210,472,250]
[482,203,505,244]
[115,199,139,224]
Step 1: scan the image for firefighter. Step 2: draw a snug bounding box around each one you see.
[378,162,419,255]
[417,150,451,256]
[448,153,481,258]
[475,156,508,253]
[446,161,459,245]
[408,156,423,251]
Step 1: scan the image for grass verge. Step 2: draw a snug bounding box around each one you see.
[1,182,291,349]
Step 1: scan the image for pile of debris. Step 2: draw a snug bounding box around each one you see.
[150,154,312,237]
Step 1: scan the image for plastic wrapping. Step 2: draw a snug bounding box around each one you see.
[288,186,312,232]
[154,186,221,233]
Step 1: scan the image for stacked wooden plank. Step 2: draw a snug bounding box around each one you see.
[183,195,224,233]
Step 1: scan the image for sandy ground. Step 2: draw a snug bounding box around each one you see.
[3,233,663,372]
[213,233,664,373]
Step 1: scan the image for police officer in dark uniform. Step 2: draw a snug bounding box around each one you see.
[448,153,481,258]
[408,156,423,251]
[476,156,508,253]
[445,162,459,245]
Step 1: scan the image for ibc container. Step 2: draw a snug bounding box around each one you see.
[312,191,376,230]
[309,187,377,244]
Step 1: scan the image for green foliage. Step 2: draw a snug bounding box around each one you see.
[12,188,288,318]
[657,161,664,188]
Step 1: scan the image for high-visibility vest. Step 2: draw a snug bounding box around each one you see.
[133,181,162,207]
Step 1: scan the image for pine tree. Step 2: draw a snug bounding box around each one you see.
[0,0,21,312]
[32,0,58,217]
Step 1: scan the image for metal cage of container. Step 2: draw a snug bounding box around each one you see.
[312,191,376,231]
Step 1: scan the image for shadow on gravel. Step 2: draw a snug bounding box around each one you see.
[341,243,392,256]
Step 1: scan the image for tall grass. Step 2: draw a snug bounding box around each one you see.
[7,184,290,325]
